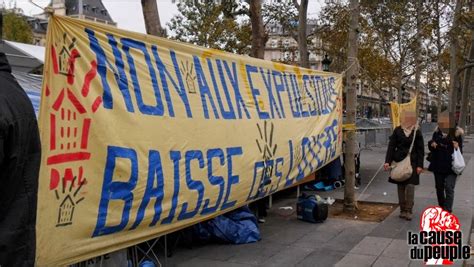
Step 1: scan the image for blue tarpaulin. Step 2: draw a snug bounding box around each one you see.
[13,72,42,116]
[194,207,261,244]
[26,89,40,116]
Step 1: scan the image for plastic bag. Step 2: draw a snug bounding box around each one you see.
[325,197,336,205]
[452,148,465,175]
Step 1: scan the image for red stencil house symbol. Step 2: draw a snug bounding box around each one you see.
[47,34,101,227]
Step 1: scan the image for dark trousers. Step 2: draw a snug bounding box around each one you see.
[250,197,268,218]
[434,173,457,212]
[257,197,268,217]
[397,184,414,212]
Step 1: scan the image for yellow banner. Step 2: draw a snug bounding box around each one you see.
[390,97,417,129]
[36,16,343,266]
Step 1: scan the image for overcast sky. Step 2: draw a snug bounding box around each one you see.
[14,0,323,34]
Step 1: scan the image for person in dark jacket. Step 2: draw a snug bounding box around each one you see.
[428,111,463,213]
[384,110,424,221]
[0,51,41,266]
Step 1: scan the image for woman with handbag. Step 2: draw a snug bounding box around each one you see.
[427,111,463,213]
[384,110,425,221]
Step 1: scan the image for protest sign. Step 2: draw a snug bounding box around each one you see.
[36,15,343,265]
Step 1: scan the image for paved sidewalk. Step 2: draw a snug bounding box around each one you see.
[334,145,473,267]
[162,135,474,267]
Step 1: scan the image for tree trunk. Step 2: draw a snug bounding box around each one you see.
[460,69,473,129]
[298,0,309,68]
[397,66,403,103]
[436,0,443,119]
[470,73,474,132]
[384,49,395,102]
[459,2,474,131]
[459,32,474,130]
[250,0,265,59]
[448,0,462,128]
[471,66,474,131]
[343,0,359,213]
[397,34,404,104]
[414,0,422,116]
[468,4,474,132]
[141,0,164,37]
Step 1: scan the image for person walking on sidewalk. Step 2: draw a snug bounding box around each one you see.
[384,110,424,221]
[427,111,463,213]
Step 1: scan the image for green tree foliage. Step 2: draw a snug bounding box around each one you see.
[360,0,419,96]
[2,11,33,44]
[317,1,350,73]
[262,0,298,39]
[318,0,456,102]
[167,0,251,54]
[318,1,397,88]
[456,2,474,67]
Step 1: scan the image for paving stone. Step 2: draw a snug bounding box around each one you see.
[408,259,463,267]
[348,236,392,256]
[261,245,314,267]
[296,248,346,267]
[259,225,282,237]
[380,239,410,259]
[193,244,245,261]
[283,217,333,232]
[264,227,309,245]
[373,256,410,267]
[408,260,424,267]
[414,188,436,198]
[166,247,201,265]
[324,223,377,253]
[369,209,409,239]
[294,228,342,248]
[315,218,359,232]
[334,253,377,267]
[227,242,286,265]
[369,223,407,239]
[412,197,436,211]
[176,257,249,267]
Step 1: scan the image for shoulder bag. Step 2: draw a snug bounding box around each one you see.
[390,127,417,182]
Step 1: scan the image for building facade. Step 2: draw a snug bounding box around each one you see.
[355,80,392,118]
[264,19,324,70]
[401,80,433,121]
[49,0,116,26]
[28,0,116,46]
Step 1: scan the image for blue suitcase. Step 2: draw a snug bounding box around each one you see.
[296,194,328,223]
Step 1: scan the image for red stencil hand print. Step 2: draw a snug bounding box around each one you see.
[46,33,101,227]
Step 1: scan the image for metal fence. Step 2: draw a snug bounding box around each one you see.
[356,123,437,149]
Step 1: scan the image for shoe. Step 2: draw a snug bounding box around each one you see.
[405,212,412,221]
[355,178,361,187]
[399,211,407,219]
[354,185,360,190]
[258,218,266,223]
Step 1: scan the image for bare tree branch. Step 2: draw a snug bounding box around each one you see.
[292,0,300,10]
[402,70,416,79]
[463,57,474,63]
[457,63,474,75]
